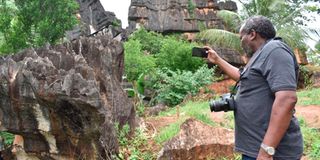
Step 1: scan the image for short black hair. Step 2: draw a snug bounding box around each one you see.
[241,16,276,39]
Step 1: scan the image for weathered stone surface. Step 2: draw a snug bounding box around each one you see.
[218,1,238,11]
[66,0,123,40]
[145,103,168,116]
[157,118,234,160]
[214,47,244,66]
[128,0,237,33]
[0,33,135,159]
[294,48,308,65]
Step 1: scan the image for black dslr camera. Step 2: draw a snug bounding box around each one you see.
[192,47,208,58]
[209,93,236,112]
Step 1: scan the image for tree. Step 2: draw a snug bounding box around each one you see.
[197,0,319,54]
[238,0,318,26]
[196,9,244,54]
[237,0,319,50]
[315,40,320,52]
[0,0,79,54]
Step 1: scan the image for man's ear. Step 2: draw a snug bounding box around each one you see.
[248,31,256,41]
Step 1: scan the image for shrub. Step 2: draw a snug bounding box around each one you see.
[156,36,205,72]
[125,28,207,82]
[147,65,216,106]
[130,27,163,55]
[0,131,14,146]
[124,39,156,81]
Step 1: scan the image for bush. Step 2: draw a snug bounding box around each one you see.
[124,29,207,82]
[130,27,163,55]
[147,65,216,106]
[0,131,14,146]
[156,36,205,72]
[124,39,156,81]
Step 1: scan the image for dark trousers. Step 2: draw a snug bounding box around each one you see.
[242,155,256,160]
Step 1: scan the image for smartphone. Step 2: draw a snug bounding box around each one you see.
[192,47,208,58]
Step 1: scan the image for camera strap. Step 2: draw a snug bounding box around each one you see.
[230,40,269,96]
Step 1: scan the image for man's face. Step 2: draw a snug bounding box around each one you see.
[239,29,254,57]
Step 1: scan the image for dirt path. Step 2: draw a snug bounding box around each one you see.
[295,105,320,128]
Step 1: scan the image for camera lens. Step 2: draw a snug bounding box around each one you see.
[209,100,228,112]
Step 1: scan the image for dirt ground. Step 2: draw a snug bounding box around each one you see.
[145,80,320,159]
[146,105,319,160]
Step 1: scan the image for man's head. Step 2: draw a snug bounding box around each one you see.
[239,16,276,57]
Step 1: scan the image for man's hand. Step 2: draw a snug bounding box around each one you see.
[203,46,240,81]
[257,148,273,160]
[203,46,221,64]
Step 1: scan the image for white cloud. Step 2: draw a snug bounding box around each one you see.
[100,0,131,28]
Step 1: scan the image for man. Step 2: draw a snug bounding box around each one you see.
[205,16,303,160]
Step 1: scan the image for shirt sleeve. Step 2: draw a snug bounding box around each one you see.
[262,47,297,93]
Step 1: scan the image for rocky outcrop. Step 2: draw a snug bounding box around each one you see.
[157,118,234,160]
[294,48,308,65]
[214,47,244,66]
[128,0,237,33]
[0,30,135,159]
[66,0,123,40]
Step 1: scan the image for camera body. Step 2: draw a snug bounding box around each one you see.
[209,93,236,112]
[192,47,208,58]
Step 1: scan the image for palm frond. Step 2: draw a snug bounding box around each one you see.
[217,10,242,33]
[197,29,243,53]
[277,25,309,50]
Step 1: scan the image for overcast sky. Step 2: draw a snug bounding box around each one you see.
[100,0,131,28]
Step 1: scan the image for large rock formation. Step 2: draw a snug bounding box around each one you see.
[157,118,234,160]
[128,0,237,33]
[66,0,123,40]
[128,0,245,66]
[0,29,135,159]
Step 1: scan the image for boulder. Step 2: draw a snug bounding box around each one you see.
[0,33,135,159]
[157,118,234,160]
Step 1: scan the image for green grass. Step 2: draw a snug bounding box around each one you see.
[154,118,185,144]
[297,88,320,106]
[159,101,213,121]
[155,101,216,144]
[299,117,320,159]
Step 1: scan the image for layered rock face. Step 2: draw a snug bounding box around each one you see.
[128,0,237,33]
[0,30,135,159]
